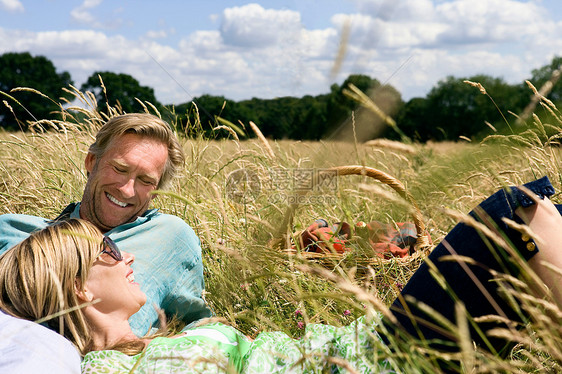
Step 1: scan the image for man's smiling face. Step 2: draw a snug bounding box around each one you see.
[79,133,168,232]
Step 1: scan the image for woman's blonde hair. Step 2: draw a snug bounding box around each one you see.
[88,113,185,189]
[0,219,101,355]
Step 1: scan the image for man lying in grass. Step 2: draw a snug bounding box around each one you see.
[0,113,212,371]
[0,178,560,372]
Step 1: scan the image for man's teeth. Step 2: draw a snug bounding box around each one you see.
[107,194,127,207]
[127,274,135,282]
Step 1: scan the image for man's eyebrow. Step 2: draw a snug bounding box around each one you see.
[110,160,159,184]
[142,174,159,184]
[110,160,128,168]
[135,168,160,184]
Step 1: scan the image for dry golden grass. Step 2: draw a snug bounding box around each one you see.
[1,83,562,372]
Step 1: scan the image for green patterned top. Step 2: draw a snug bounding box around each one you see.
[81,314,396,373]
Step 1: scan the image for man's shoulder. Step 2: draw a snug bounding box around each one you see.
[0,213,50,253]
[148,210,186,222]
[144,210,193,229]
[0,212,48,225]
[117,210,197,240]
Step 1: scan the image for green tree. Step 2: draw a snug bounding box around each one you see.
[238,95,330,140]
[419,75,526,141]
[326,74,376,132]
[81,72,161,114]
[288,94,329,140]
[0,52,73,130]
[171,74,400,140]
[393,98,431,142]
[529,56,562,103]
[326,74,403,141]
[173,93,329,140]
[173,95,246,137]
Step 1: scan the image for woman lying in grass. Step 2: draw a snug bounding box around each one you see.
[0,218,393,373]
[0,177,560,372]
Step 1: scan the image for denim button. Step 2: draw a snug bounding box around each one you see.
[543,185,556,196]
[519,195,534,207]
[514,176,555,208]
[521,233,530,242]
[526,242,536,251]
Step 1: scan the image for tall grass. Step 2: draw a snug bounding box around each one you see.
[1,83,561,372]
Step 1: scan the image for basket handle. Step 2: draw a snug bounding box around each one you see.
[277,165,430,251]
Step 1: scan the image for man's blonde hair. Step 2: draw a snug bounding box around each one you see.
[89,113,185,189]
[0,219,101,354]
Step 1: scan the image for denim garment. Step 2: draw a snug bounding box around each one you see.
[385,176,561,356]
[0,204,212,337]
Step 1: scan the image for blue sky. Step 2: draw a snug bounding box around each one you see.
[1,0,561,105]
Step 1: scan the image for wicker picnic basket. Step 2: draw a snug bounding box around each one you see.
[272,165,433,269]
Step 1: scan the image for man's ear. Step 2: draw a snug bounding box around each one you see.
[84,153,96,175]
[74,278,93,302]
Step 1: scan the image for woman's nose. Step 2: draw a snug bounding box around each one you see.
[122,251,135,265]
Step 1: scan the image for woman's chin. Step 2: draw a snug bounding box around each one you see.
[132,293,147,312]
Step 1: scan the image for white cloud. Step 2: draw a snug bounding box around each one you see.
[323,0,562,102]
[219,3,303,48]
[145,30,167,39]
[338,0,551,52]
[0,0,23,12]
[380,49,527,99]
[435,0,547,44]
[71,0,104,27]
[352,0,437,22]
[1,1,562,105]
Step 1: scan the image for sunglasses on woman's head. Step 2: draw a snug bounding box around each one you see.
[98,236,123,262]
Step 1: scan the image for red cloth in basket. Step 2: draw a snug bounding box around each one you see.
[294,219,429,258]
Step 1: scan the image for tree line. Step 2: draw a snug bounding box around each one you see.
[1,51,560,142]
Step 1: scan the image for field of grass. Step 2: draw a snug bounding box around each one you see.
[1,88,562,372]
